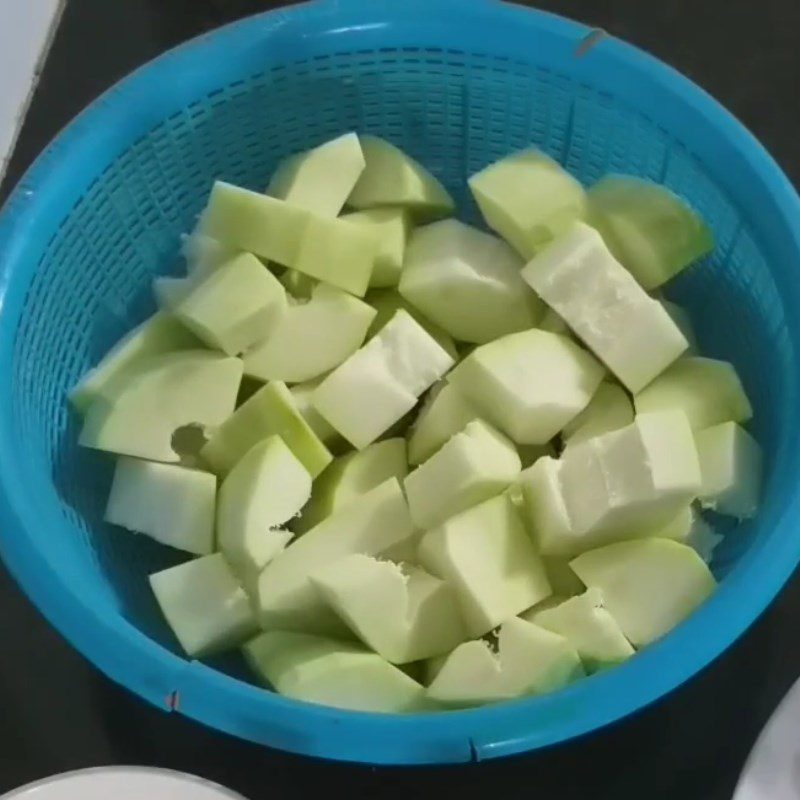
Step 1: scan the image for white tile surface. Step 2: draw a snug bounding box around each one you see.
[0,0,64,184]
[734,675,800,800]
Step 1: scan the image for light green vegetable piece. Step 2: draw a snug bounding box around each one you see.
[150,553,257,658]
[105,457,216,555]
[570,538,716,647]
[257,478,414,633]
[519,455,573,552]
[198,181,377,295]
[79,351,242,463]
[529,588,634,673]
[160,252,287,356]
[199,181,310,266]
[469,148,586,259]
[405,420,521,530]
[366,288,458,360]
[294,438,407,534]
[399,219,543,343]
[427,617,583,707]
[524,410,701,555]
[243,631,428,712]
[69,312,200,413]
[346,134,454,220]
[244,284,376,383]
[311,309,454,449]
[341,207,411,288]
[200,381,332,478]
[696,421,762,518]
[217,436,311,586]
[418,494,551,637]
[634,356,753,430]
[288,378,346,452]
[311,555,467,663]
[448,329,605,445]
[521,222,688,393]
[293,214,378,297]
[181,231,239,280]
[587,174,714,290]
[562,381,634,449]
[267,132,365,217]
[406,381,480,465]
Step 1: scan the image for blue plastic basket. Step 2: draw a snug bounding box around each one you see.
[0,0,799,765]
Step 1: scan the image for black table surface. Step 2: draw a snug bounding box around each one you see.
[1,1,799,798]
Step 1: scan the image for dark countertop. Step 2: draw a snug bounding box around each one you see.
[1,1,799,798]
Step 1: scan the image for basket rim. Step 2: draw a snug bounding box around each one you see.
[0,0,799,765]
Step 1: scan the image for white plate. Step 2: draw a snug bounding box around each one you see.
[733,676,800,800]
[2,767,247,800]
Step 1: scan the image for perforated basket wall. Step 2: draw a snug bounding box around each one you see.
[0,0,799,765]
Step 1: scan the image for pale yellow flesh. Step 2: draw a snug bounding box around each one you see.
[311,555,467,664]
[294,438,408,534]
[570,539,716,647]
[418,494,551,638]
[448,329,605,445]
[217,435,311,584]
[257,478,415,634]
[79,351,242,463]
[200,381,332,478]
[69,312,200,413]
[243,631,428,712]
[105,458,217,555]
[150,553,257,658]
[521,222,688,393]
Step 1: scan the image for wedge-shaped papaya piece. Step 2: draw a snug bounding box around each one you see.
[570,539,716,647]
[347,135,454,220]
[79,351,242,462]
[522,222,688,393]
[105,458,215,555]
[448,329,605,445]
[418,494,551,637]
[294,438,407,534]
[469,148,586,258]
[243,284,376,383]
[69,313,200,413]
[257,479,414,634]
[200,381,332,478]
[404,420,520,531]
[150,554,257,658]
[312,555,466,663]
[244,631,428,712]
[427,617,583,707]
[634,356,752,430]
[587,174,713,290]
[217,436,311,585]
[399,220,542,343]
[529,588,634,673]
[161,252,287,356]
[311,310,454,449]
[267,132,365,217]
